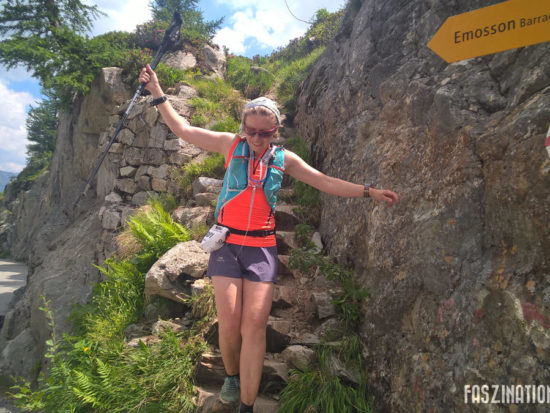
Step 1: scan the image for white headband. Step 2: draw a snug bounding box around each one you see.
[244,97,281,125]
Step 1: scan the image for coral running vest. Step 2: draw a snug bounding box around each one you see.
[214,137,285,247]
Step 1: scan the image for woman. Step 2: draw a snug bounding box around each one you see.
[138,64,398,413]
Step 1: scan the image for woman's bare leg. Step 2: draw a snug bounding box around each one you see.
[239,279,274,405]
[212,276,243,376]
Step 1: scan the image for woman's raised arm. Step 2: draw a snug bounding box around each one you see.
[138,64,235,157]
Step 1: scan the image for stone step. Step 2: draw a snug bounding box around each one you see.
[204,303,294,352]
[272,285,293,309]
[195,350,289,388]
[194,386,279,413]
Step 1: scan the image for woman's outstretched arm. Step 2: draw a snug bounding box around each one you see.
[284,149,399,207]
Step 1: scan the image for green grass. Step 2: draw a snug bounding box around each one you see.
[226,56,275,99]
[285,137,321,226]
[186,76,244,127]
[270,47,326,113]
[10,198,214,412]
[278,370,373,413]
[173,152,226,198]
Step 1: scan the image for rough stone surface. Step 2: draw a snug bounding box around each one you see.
[274,203,300,231]
[0,59,208,382]
[311,292,336,319]
[102,208,121,230]
[282,345,316,372]
[272,285,293,309]
[200,45,226,79]
[192,177,223,196]
[162,50,197,71]
[145,241,210,303]
[295,1,550,411]
[172,206,212,228]
[195,192,218,207]
[266,318,291,353]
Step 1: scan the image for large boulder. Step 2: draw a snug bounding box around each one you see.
[295,0,550,411]
[201,45,226,79]
[162,50,197,71]
[145,241,210,303]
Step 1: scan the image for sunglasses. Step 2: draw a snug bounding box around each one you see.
[242,124,278,139]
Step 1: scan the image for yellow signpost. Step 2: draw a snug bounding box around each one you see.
[428,0,550,63]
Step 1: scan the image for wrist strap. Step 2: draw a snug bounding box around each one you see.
[364,184,372,198]
[150,95,168,106]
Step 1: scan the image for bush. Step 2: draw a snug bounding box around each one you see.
[289,247,369,332]
[285,136,320,225]
[174,153,225,196]
[226,56,274,99]
[272,47,325,112]
[127,199,191,263]
[183,76,244,128]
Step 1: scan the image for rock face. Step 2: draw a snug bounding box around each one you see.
[295,1,550,412]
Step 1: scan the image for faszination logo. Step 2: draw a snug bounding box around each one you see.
[464,384,550,404]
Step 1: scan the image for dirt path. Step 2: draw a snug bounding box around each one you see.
[0,259,26,413]
[0,259,27,317]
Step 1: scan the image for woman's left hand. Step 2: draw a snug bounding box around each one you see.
[370,188,399,207]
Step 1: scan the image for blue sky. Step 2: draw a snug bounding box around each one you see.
[0,0,347,174]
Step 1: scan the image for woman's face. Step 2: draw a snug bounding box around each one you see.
[242,113,278,156]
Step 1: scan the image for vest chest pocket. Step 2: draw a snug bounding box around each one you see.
[226,157,248,190]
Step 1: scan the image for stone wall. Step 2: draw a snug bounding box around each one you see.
[295,0,550,411]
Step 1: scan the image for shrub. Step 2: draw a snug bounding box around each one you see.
[285,136,320,225]
[289,247,369,332]
[226,56,274,99]
[273,47,325,112]
[173,152,225,196]
[127,199,191,262]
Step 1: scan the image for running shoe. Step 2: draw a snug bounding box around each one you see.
[219,375,240,405]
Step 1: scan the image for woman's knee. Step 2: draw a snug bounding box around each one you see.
[218,315,241,336]
[240,315,268,338]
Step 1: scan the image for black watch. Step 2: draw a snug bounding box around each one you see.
[150,95,168,106]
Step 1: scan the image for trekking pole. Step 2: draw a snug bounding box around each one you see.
[74,12,182,210]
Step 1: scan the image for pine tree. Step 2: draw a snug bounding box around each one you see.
[26,95,58,159]
[0,0,105,105]
[149,0,223,42]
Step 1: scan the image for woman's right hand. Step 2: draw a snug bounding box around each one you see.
[139,64,162,96]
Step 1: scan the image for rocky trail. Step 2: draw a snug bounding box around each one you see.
[126,132,347,411]
[147,190,344,412]
[192,200,326,412]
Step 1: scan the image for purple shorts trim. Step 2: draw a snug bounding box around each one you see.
[207,243,278,283]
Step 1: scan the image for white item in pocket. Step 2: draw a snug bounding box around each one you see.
[200,225,229,252]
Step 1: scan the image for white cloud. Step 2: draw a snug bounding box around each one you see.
[90,0,151,35]
[212,0,347,56]
[0,80,38,173]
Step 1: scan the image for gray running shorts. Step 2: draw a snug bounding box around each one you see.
[207,243,278,283]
